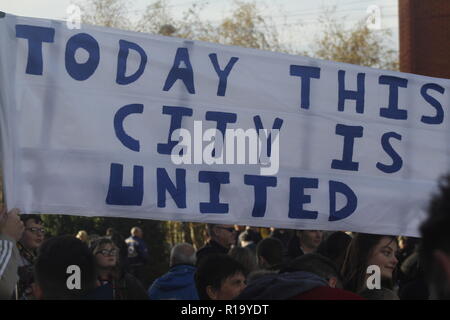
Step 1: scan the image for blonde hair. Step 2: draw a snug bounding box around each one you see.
[76,230,89,243]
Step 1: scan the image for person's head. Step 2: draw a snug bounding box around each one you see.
[170,243,196,267]
[195,254,246,300]
[206,224,237,249]
[281,253,343,288]
[316,231,352,270]
[420,174,450,299]
[256,237,284,270]
[90,237,118,270]
[298,230,323,253]
[105,228,115,237]
[238,230,254,248]
[20,214,45,250]
[34,236,96,299]
[228,246,258,275]
[131,227,143,238]
[341,233,398,293]
[76,230,89,244]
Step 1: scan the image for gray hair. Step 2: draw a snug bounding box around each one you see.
[170,243,196,267]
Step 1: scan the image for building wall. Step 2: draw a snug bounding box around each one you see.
[399,0,450,79]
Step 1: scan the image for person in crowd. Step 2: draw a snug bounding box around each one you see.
[256,237,285,271]
[287,230,324,260]
[76,230,89,244]
[33,235,97,299]
[233,225,245,245]
[228,246,258,275]
[195,254,246,300]
[240,226,262,246]
[125,226,149,284]
[17,214,45,299]
[281,253,343,288]
[269,228,292,251]
[91,237,147,300]
[341,233,399,298]
[236,269,363,300]
[105,227,128,272]
[397,246,429,300]
[148,242,198,300]
[246,269,278,285]
[237,230,257,253]
[316,231,352,271]
[0,207,24,299]
[420,174,450,299]
[196,224,237,264]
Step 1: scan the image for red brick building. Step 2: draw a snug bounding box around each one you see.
[399,0,450,79]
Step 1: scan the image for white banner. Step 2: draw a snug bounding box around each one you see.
[1,13,449,237]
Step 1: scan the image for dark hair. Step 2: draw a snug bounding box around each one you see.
[256,237,283,269]
[420,174,450,298]
[228,246,258,275]
[195,254,246,300]
[281,253,342,286]
[341,233,397,293]
[316,231,352,270]
[20,214,43,225]
[89,237,117,254]
[34,236,96,299]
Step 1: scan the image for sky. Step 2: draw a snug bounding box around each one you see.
[0,0,399,53]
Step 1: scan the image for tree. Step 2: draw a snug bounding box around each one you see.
[310,8,398,70]
[77,0,132,30]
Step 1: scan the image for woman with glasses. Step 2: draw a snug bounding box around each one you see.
[90,237,148,300]
[17,214,45,299]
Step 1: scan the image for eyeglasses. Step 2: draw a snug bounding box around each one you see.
[96,249,117,257]
[25,227,45,235]
[216,227,236,233]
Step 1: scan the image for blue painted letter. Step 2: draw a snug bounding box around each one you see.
[114,104,143,152]
[157,106,193,155]
[116,40,147,85]
[421,83,445,125]
[329,180,357,221]
[288,177,319,220]
[209,53,239,96]
[65,33,100,81]
[379,75,408,120]
[376,132,403,174]
[15,25,55,75]
[163,48,195,93]
[331,124,363,171]
[290,65,321,109]
[244,175,277,217]
[157,168,186,208]
[199,171,230,214]
[106,163,143,206]
[338,70,365,114]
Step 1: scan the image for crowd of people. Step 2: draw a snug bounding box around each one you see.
[1,174,450,300]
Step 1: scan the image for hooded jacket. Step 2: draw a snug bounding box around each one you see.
[236,271,328,300]
[236,271,363,300]
[148,264,199,300]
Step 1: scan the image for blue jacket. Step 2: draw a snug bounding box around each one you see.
[148,264,199,300]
